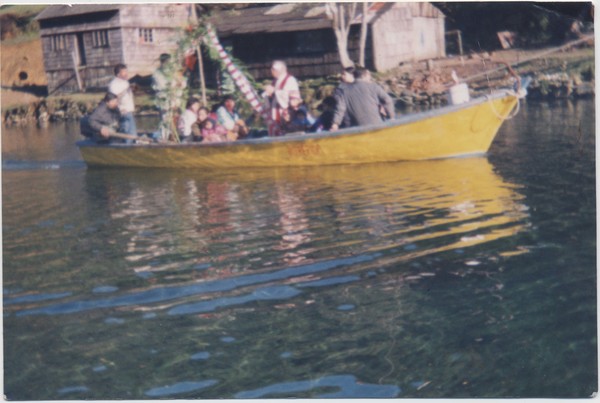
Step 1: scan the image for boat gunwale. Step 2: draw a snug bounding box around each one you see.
[76,89,515,150]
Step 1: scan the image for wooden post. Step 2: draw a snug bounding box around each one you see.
[71,50,83,91]
[191,4,207,105]
[457,30,464,64]
[197,45,207,105]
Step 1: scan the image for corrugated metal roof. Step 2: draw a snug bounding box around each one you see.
[35,4,121,21]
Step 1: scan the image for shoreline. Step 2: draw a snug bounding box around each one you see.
[1,47,594,127]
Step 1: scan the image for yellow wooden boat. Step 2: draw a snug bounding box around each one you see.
[77,88,522,169]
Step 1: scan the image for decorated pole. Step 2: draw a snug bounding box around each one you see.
[203,24,278,134]
[190,6,207,105]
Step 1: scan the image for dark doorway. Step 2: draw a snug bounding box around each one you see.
[76,33,87,66]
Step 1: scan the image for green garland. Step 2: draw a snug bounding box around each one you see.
[155,17,260,138]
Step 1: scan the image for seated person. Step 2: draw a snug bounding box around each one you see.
[310,96,336,132]
[190,107,210,142]
[200,118,229,143]
[282,94,315,133]
[178,97,201,140]
[216,95,249,139]
[80,92,121,143]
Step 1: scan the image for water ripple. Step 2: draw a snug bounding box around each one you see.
[144,380,218,397]
[14,254,375,316]
[234,374,401,398]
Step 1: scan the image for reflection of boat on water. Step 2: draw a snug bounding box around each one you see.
[77,89,521,168]
[267,157,530,258]
[86,157,529,282]
[11,158,529,318]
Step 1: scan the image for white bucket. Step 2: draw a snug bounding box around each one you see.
[447,83,470,105]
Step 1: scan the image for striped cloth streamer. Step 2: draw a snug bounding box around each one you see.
[205,25,280,135]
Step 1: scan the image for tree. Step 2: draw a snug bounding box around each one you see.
[325,2,358,68]
[358,2,371,67]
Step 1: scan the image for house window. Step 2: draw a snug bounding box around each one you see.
[139,28,154,43]
[91,30,110,48]
[49,34,67,51]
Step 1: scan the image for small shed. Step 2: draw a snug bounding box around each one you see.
[35,4,195,93]
[211,2,445,80]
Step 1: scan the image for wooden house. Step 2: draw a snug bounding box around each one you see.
[211,2,446,80]
[35,4,195,93]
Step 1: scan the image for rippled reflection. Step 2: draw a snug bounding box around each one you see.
[5,101,595,399]
[5,158,528,319]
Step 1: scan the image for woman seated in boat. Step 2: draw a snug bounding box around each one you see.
[177,97,201,141]
[215,95,250,139]
[190,107,210,142]
[80,92,121,143]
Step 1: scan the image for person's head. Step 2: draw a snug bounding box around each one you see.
[271,60,287,79]
[197,107,209,122]
[341,66,355,83]
[321,96,336,111]
[354,67,371,81]
[294,109,307,121]
[114,63,128,79]
[202,118,215,130]
[103,92,119,109]
[223,95,236,111]
[186,97,201,112]
[159,53,171,66]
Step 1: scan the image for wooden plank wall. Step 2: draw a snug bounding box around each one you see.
[371,6,445,71]
[39,5,193,92]
[120,4,193,75]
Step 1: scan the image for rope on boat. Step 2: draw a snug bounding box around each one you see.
[486,91,522,121]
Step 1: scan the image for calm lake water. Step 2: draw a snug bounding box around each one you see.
[2,99,596,399]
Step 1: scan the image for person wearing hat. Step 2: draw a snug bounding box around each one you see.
[262,60,300,135]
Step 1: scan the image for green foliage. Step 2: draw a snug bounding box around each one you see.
[0,4,45,17]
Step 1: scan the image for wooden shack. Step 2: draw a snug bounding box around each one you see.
[212,2,445,80]
[35,4,194,94]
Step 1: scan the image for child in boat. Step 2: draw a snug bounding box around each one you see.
[310,96,336,132]
[282,94,315,133]
[200,118,229,143]
[190,107,210,142]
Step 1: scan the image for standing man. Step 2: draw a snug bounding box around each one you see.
[108,63,137,137]
[152,53,171,115]
[330,67,395,131]
[334,66,355,129]
[262,60,300,136]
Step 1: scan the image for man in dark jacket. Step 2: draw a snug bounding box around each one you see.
[330,67,395,131]
[80,93,121,143]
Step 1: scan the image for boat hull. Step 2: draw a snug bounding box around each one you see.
[77,91,519,168]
